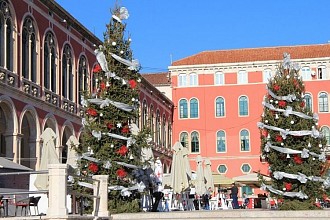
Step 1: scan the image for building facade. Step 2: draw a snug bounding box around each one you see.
[169,44,330,192]
[0,0,173,176]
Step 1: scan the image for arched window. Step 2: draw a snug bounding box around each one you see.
[142,100,147,128]
[216,130,226,152]
[240,129,250,151]
[215,71,224,85]
[0,1,13,71]
[44,32,56,92]
[179,99,188,118]
[191,131,199,153]
[321,126,330,146]
[318,92,328,112]
[190,98,198,118]
[62,44,73,100]
[162,115,167,148]
[180,132,188,148]
[78,55,88,98]
[150,105,154,141]
[22,17,36,82]
[239,96,248,116]
[216,97,225,117]
[156,110,161,146]
[304,93,312,112]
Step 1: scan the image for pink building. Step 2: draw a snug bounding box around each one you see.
[169,44,330,193]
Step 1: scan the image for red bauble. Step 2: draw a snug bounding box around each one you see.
[88,162,99,173]
[278,100,287,108]
[106,122,114,130]
[100,82,106,90]
[273,85,280,91]
[275,135,283,142]
[117,145,128,156]
[300,101,305,108]
[285,182,292,191]
[261,129,268,137]
[121,126,130,134]
[116,168,127,178]
[293,154,303,164]
[93,64,102,73]
[129,79,137,89]
[86,108,98,116]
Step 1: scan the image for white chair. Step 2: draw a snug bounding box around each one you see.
[227,199,233,209]
[210,194,219,210]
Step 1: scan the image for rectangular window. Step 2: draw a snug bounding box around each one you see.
[215,72,224,85]
[178,74,187,87]
[238,70,248,84]
[301,67,312,80]
[189,74,198,86]
[318,66,327,79]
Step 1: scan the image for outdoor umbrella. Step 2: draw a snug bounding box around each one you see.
[195,155,206,195]
[182,146,192,181]
[203,158,214,191]
[170,142,190,194]
[34,128,60,190]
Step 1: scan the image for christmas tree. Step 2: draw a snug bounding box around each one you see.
[75,5,154,214]
[257,53,330,210]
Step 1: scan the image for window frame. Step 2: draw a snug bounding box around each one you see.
[179,99,188,119]
[215,71,225,85]
[191,131,200,153]
[216,130,226,153]
[215,97,225,117]
[318,92,329,113]
[237,70,248,84]
[189,98,199,118]
[240,129,250,152]
[239,96,249,116]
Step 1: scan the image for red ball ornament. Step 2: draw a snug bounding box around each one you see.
[129,79,137,89]
[278,100,287,108]
[121,125,130,134]
[116,168,127,178]
[273,84,280,91]
[86,108,98,117]
[275,135,283,142]
[88,162,99,173]
[100,82,106,90]
[285,182,292,191]
[93,64,102,73]
[117,145,128,156]
[293,154,303,164]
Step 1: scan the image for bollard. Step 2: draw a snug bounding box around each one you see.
[92,175,109,218]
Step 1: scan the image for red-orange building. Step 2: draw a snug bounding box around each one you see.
[169,44,330,193]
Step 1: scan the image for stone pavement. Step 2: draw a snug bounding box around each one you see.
[110,209,330,220]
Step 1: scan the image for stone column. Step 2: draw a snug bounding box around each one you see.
[11,133,23,163]
[47,163,68,219]
[92,175,109,217]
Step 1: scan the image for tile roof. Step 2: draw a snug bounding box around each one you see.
[172,44,330,66]
[141,72,171,86]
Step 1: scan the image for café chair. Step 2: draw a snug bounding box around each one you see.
[29,196,41,215]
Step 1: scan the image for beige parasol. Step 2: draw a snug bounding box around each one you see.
[203,158,214,191]
[34,128,60,190]
[195,155,206,195]
[170,142,190,194]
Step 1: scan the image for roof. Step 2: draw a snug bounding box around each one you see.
[0,157,32,171]
[141,72,171,86]
[172,44,330,66]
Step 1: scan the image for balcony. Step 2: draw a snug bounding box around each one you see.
[21,78,41,98]
[44,89,60,107]
[62,98,76,114]
[0,68,18,88]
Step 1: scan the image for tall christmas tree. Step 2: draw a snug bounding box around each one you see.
[257,53,329,210]
[75,5,153,214]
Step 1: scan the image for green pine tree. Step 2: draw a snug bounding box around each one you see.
[258,53,328,210]
[74,5,152,214]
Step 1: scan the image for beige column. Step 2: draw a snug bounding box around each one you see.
[47,163,68,219]
[92,175,109,217]
[11,133,23,163]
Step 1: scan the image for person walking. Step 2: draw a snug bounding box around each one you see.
[229,183,239,209]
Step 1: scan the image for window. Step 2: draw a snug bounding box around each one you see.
[190,98,198,118]
[22,17,36,82]
[318,66,327,79]
[239,96,248,116]
[179,99,188,118]
[156,110,161,146]
[142,100,148,128]
[216,130,226,152]
[189,72,198,86]
[180,132,188,148]
[321,127,330,146]
[241,186,253,195]
[0,0,13,71]
[237,70,247,84]
[304,93,312,112]
[44,32,57,92]
[215,71,224,85]
[300,66,312,80]
[162,115,166,147]
[241,164,251,173]
[168,123,172,148]
[178,73,187,87]
[78,55,88,98]
[215,97,225,117]
[150,105,154,141]
[218,165,227,174]
[62,44,73,100]
[191,131,199,153]
[263,69,272,83]
[240,129,250,151]
[318,92,329,112]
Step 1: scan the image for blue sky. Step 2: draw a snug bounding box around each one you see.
[56,0,330,73]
